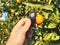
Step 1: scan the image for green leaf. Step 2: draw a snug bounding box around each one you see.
[48,0,52,4]
[42,11,49,19]
[40,5,53,11]
[48,23,56,28]
[43,33,53,41]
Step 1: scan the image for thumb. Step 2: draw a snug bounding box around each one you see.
[20,18,31,35]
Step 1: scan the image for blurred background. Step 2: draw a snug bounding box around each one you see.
[0,0,60,45]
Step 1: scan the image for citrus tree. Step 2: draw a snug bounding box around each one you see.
[0,0,60,45]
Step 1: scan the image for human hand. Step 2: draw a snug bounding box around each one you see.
[6,18,32,45]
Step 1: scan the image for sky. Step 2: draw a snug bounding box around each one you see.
[0,12,8,21]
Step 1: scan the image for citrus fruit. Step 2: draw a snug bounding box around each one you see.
[36,13,44,24]
[0,13,2,17]
[10,9,15,13]
[16,0,21,3]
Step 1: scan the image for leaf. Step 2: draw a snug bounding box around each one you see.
[35,41,40,45]
[48,23,56,28]
[51,36,60,41]
[43,33,53,41]
[49,11,60,23]
[51,32,60,41]
[40,5,53,11]
[42,11,49,19]
[48,0,52,4]
[1,0,8,2]
[22,2,53,11]
[22,2,43,8]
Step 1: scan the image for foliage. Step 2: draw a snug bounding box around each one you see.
[0,0,60,45]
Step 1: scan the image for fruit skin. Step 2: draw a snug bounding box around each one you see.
[36,13,44,25]
[10,9,15,13]
[0,13,2,17]
[16,0,21,3]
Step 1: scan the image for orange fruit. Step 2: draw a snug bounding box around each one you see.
[0,13,2,17]
[10,9,15,13]
[16,0,21,3]
[36,13,44,24]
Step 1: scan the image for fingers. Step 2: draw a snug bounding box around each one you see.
[20,18,31,34]
[6,18,32,45]
[13,18,31,34]
[13,18,25,30]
